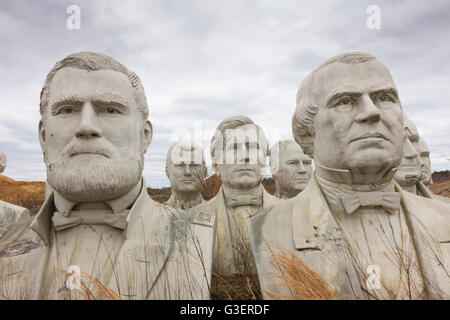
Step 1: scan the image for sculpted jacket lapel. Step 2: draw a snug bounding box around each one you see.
[107,180,171,299]
[292,175,329,251]
[397,182,450,299]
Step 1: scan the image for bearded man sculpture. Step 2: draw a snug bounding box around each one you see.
[188,115,279,297]
[0,52,214,300]
[251,52,450,300]
[0,150,30,226]
[269,140,312,199]
[165,141,207,209]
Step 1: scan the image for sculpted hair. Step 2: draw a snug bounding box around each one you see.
[39,52,149,122]
[210,115,268,165]
[292,52,377,158]
[166,141,206,167]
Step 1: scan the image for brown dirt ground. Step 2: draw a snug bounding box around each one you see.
[1,174,448,216]
[429,179,450,198]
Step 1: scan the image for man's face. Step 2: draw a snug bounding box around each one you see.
[167,145,205,194]
[417,137,431,185]
[214,124,267,190]
[313,60,404,183]
[394,129,421,186]
[274,143,312,193]
[40,68,152,202]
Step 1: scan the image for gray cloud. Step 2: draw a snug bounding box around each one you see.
[0,0,448,187]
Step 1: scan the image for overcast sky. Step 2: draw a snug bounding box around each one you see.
[0,0,449,187]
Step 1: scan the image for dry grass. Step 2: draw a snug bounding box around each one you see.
[264,245,336,300]
[210,272,261,300]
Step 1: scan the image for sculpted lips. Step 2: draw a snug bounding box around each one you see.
[350,132,389,143]
[71,151,109,158]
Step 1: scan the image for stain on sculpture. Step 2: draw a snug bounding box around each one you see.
[0,52,214,300]
[165,141,207,209]
[269,140,312,199]
[188,115,280,298]
[251,52,450,300]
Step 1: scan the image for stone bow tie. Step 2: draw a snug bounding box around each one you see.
[52,209,130,231]
[226,195,262,208]
[340,192,401,215]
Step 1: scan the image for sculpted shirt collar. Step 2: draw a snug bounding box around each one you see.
[166,193,204,210]
[316,173,399,215]
[221,183,263,208]
[30,178,146,245]
[53,180,142,217]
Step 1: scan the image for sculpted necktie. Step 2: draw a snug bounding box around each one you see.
[52,209,130,231]
[340,192,401,215]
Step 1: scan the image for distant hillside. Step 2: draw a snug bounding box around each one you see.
[431,170,450,182]
[1,171,449,215]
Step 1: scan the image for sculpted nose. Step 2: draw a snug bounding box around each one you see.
[404,138,418,159]
[355,95,381,123]
[298,161,306,173]
[184,165,192,176]
[75,103,102,139]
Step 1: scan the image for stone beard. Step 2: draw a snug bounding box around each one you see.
[46,129,145,202]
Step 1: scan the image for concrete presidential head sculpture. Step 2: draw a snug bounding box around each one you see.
[210,115,268,191]
[394,116,422,192]
[0,52,215,300]
[188,115,279,296]
[292,52,404,185]
[39,52,152,202]
[417,136,432,186]
[0,151,6,173]
[269,140,312,199]
[252,52,450,300]
[165,141,207,209]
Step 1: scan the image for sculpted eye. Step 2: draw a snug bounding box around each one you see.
[57,106,76,115]
[340,98,352,105]
[102,106,121,114]
[374,93,395,104]
[333,96,355,112]
[303,160,312,165]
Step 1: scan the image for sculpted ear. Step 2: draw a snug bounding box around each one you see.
[39,120,46,151]
[142,120,153,153]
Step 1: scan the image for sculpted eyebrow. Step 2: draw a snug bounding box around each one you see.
[370,88,398,99]
[50,95,82,115]
[93,93,130,113]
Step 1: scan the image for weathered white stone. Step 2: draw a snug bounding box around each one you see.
[252,52,450,300]
[0,52,214,300]
[417,136,432,186]
[269,140,312,199]
[0,150,30,226]
[189,116,280,280]
[395,116,422,194]
[165,141,207,209]
[0,151,6,173]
